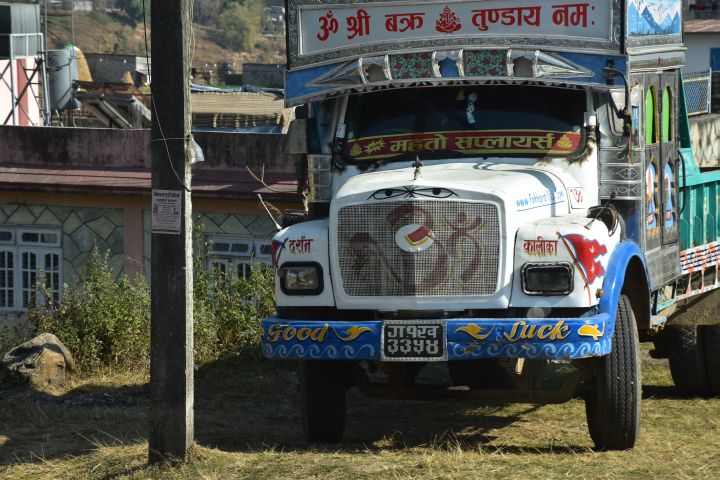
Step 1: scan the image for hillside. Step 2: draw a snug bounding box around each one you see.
[46,10,286,73]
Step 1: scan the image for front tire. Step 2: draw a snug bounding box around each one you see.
[585,294,641,450]
[300,361,347,443]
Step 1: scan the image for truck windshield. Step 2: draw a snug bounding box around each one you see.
[342,85,586,163]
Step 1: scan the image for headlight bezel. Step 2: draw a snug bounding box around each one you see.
[278,262,324,295]
[521,262,574,296]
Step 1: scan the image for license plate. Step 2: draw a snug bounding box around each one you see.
[382,322,446,361]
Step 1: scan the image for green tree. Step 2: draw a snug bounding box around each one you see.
[217,0,264,51]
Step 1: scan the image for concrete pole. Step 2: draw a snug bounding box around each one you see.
[148,0,194,464]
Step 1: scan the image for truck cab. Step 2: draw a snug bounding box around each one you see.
[262,0,720,450]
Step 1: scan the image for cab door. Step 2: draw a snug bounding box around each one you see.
[659,72,679,248]
[643,77,661,253]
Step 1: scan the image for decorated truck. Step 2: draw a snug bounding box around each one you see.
[261,0,720,450]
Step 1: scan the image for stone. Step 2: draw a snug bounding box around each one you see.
[63,212,83,235]
[220,214,251,235]
[1,204,19,218]
[48,206,72,222]
[205,213,229,227]
[107,226,124,254]
[63,233,81,261]
[29,205,46,218]
[105,209,124,227]
[70,224,97,253]
[244,215,277,236]
[197,216,222,234]
[36,209,62,226]
[1,333,75,389]
[6,205,37,225]
[76,208,104,224]
[88,216,116,240]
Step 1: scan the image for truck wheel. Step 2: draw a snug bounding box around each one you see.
[300,360,347,443]
[702,325,720,395]
[667,326,710,396]
[585,294,641,451]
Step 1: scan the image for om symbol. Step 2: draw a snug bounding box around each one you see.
[317,10,339,41]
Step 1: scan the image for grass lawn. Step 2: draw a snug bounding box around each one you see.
[1,349,719,479]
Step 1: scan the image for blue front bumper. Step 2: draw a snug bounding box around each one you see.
[261,313,613,361]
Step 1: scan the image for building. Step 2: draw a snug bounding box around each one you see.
[0,126,301,318]
[84,53,151,87]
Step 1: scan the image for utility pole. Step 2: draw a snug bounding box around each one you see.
[148,0,194,463]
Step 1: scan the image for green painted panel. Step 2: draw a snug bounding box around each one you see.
[661,88,671,143]
[645,88,656,145]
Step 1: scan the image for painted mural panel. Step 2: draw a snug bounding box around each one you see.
[627,0,681,36]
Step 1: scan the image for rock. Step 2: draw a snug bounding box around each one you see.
[1,333,75,389]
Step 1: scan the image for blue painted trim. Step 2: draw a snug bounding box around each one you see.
[261,313,612,361]
[285,53,627,105]
[598,240,650,322]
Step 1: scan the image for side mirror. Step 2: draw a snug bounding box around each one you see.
[285,119,308,155]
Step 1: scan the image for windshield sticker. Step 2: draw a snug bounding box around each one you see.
[346,130,581,160]
[515,189,566,211]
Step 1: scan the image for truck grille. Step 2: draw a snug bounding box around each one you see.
[337,201,500,297]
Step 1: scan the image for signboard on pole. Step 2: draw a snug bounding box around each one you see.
[151,189,182,235]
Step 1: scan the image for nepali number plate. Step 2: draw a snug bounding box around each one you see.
[382,322,446,361]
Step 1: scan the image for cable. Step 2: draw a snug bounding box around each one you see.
[142,0,192,193]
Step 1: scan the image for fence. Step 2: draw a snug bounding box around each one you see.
[683,70,712,116]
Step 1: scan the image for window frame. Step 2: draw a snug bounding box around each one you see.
[204,234,272,280]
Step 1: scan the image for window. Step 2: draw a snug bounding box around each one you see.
[205,235,271,280]
[0,227,62,310]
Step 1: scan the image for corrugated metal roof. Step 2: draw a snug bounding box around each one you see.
[685,19,720,33]
[190,91,285,115]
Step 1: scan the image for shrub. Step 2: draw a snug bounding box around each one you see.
[30,248,150,371]
[193,238,275,363]
[28,238,275,370]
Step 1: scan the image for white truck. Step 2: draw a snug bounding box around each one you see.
[262,0,720,450]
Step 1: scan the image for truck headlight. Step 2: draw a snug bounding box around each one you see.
[278,262,323,295]
[521,263,574,295]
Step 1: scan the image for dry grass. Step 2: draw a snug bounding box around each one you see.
[1,350,719,479]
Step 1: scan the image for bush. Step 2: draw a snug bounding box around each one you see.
[193,238,275,363]
[30,248,150,371]
[27,238,275,370]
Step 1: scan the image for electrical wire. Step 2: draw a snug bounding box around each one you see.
[142,0,192,193]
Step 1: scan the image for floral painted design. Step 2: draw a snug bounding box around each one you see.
[464,49,508,77]
[435,5,462,33]
[389,52,434,80]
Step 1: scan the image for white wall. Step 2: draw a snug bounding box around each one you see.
[684,33,720,72]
